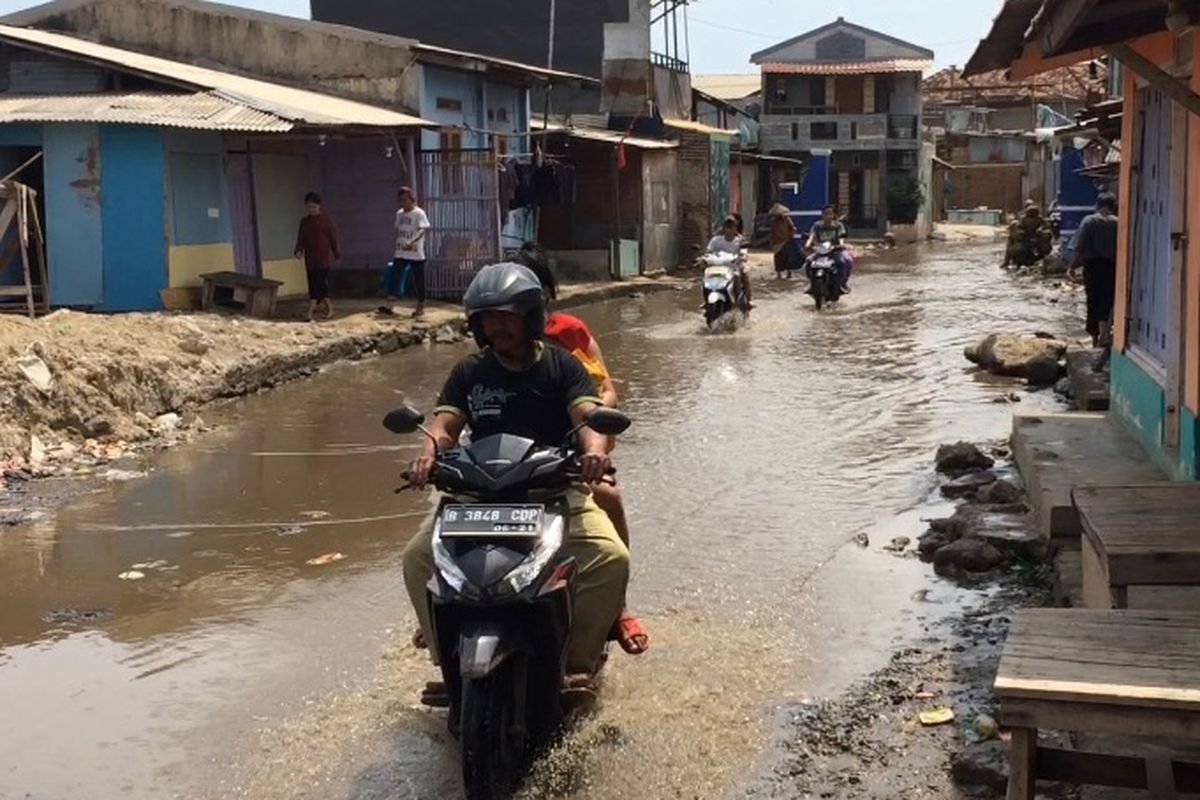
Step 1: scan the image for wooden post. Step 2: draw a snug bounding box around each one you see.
[28,195,48,313]
[1007,727,1038,800]
[16,185,34,319]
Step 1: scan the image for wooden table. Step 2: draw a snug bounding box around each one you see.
[996,609,1200,799]
[1073,484,1200,609]
[200,271,283,319]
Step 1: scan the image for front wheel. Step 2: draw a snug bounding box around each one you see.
[704,302,727,328]
[461,663,529,800]
[812,274,826,310]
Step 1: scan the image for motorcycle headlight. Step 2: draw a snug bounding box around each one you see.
[432,518,471,593]
[501,514,565,596]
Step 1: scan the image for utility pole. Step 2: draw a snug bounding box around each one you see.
[543,0,557,125]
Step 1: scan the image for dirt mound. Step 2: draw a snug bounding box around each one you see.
[0,309,462,469]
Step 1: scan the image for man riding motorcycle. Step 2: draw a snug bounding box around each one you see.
[805,205,852,292]
[706,215,752,308]
[515,242,650,655]
[402,262,631,694]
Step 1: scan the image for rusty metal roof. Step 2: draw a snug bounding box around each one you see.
[535,122,678,151]
[0,24,434,129]
[0,91,292,130]
[761,59,933,76]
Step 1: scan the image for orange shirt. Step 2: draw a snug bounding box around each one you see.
[545,312,609,385]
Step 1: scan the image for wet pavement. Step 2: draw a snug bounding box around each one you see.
[0,244,1082,799]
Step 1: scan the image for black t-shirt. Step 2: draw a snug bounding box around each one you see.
[435,345,600,445]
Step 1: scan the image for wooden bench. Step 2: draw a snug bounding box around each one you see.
[200,271,283,319]
[997,609,1200,799]
[1073,484,1200,609]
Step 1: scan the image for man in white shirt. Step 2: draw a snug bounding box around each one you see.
[705,215,752,307]
[385,187,432,318]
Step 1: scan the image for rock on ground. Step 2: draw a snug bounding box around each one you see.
[976,478,1022,505]
[941,470,998,499]
[935,442,995,475]
[964,333,1067,385]
[933,537,1006,573]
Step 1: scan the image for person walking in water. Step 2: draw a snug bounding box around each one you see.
[1070,192,1119,352]
[294,192,340,322]
[384,187,432,318]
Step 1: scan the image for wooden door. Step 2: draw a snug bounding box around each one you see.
[836,76,865,114]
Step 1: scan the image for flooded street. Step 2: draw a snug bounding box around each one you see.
[0,244,1080,799]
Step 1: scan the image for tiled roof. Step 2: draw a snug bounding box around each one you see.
[924,62,1108,106]
[760,59,933,75]
[0,91,292,131]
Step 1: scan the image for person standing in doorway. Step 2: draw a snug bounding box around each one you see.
[1070,192,1119,352]
[294,191,340,322]
[384,187,432,318]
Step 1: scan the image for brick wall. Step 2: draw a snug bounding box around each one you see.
[678,131,711,258]
[948,163,1026,215]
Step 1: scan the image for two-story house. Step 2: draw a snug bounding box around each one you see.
[752,18,933,234]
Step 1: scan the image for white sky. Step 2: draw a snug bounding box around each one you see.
[0,0,1003,74]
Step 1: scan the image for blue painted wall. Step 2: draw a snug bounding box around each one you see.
[1111,350,1200,480]
[782,151,829,234]
[100,125,167,311]
[165,131,231,247]
[420,66,487,150]
[44,124,103,307]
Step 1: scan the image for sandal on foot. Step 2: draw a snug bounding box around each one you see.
[608,611,650,655]
[420,680,449,708]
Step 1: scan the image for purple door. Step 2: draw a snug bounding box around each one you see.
[225,152,260,276]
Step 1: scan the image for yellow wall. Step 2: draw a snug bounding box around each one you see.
[168,243,236,288]
[262,257,308,297]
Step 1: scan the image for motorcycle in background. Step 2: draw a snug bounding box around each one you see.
[700,250,751,329]
[804,242,845,311]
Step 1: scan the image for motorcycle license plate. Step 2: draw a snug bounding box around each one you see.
[440,505,544,537]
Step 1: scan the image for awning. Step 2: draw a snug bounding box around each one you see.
[0,91,292,131]
[662,117,739,137]
[963,0,1042,77]
[0,24,434,130]
[761,59,932,76]
[535,122,678,150]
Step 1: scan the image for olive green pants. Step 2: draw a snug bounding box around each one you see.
[402,491,630,675]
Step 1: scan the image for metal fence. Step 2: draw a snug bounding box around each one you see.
[419,149,499,299]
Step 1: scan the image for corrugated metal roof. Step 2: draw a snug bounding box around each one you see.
[963,0,1043,77]
[662,118,740,137]
[0,24,434,129]
[412,43,598,85]
[535,122,677,150]
[761,59,933,75]
[689,74,762,101]
[0,91,292,130]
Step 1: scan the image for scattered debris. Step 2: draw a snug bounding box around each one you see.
[118,570,146,581]
[884,536,911,553]
[16,352,53,393]
[306,552,347,566]
[918,707,955,726]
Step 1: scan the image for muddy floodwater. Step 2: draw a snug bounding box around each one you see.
[0,245,1080,799]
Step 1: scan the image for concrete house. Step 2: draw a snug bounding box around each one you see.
[752,18,933,234]
[970,1,1200,479]
[4,0,599,297]
[0,24,429,311]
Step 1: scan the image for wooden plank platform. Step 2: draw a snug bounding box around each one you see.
[997,609,1200,712]
[997,609,1200,798]
[1074,484,1200,589]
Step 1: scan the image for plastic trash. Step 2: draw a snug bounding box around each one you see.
[306,552,347,566]
[919,707,955,726]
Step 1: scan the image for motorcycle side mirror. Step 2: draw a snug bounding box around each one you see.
[585,408,631,436]
[383,406,426,435]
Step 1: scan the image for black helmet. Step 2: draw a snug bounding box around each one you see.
[463,262,547,348]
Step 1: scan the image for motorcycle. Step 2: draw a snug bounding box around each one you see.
[700,250,750,328]
[384,405,632,800]
[804,242,845,310]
